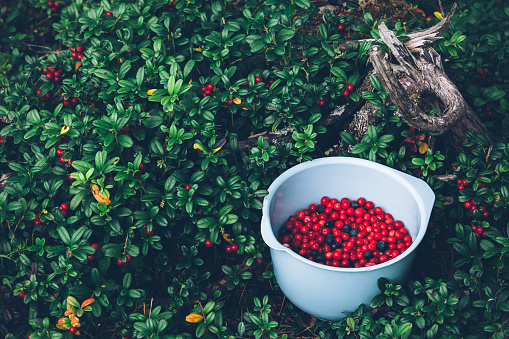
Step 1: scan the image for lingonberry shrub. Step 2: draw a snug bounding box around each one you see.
[0,0,508,337]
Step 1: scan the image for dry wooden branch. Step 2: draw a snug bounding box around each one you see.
[233,99,365,151]
[367,3,488,146]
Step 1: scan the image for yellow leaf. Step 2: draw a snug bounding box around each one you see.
[93,191,111,205]
[147,89,157,96]
[80,298,95,309]
[419,142,428,154]
[212,138,226,154]
[57,317,66,324]
[186,313,204,323]
[56,323,67,330]
[60,126,70,135]
[64,309,75,316]
[233,97,241,105]
[434,11,443,20]
[75,62,82,72]
[194,47,202,52]
[222,233,234,242]
[193,143,204,152]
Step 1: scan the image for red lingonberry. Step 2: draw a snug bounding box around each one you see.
[105,11,113,15]
[76,46,83,53]
[46,73,54,80]
[207,83,214,90]
[71,52,78,58]
[255,76,262,83]
[318,100,325,106]
[346,84,355,92]
[338,24,345,31]
[204,239,213,247]
[342,90,350,97]
[87,254,95,261]
[60,202,69,210]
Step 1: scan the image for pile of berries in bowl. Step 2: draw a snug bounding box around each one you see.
[277,196,412,268]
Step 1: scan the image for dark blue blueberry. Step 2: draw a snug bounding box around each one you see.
[342,224,351,233]
[310,250,319,258]
[316,253,326,262]
[330,243,340,251]
[377,240,388,251]
[316,205,326,213]
[350,200,359,208]
[364,251,374,259]
[324,220,333,228]
[325,234,334,245]
[278,227,288,237]
[349,228,359,237]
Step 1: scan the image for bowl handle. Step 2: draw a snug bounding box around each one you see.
[398,171,435,220]
[261,215,287,251]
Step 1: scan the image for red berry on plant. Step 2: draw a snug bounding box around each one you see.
[77,54,83,60]
[36,89,42,96]
[68,175,74,181]
[54,1,59,6]
[87,254,95,261]
[225,245,232,253]
[71,97,78,105]
[76,46,83,53]
[59,156,66,163]
[185,184,192,190]
[139,163,145,171]
[204,239,212,247]
[346,84,355,92]
[91,243,99,252]
[43,67,47,73]
[338,24,345,31]
[201,86,207,92]
[63,100,70,106]
[105,11,113,15]
[207,83,214,90]
[318,100,325,106]
[255,76,262,83]
[60,203,69,210]
[67,161,73,167]
[342,90,350,97]
[19,291,26,298]
[46,73,54,80]
[47,1,53,6]
[71,52,77,58]
[56,149,63,156]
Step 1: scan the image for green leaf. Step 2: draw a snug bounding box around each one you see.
[58,227,71,246]
[351,143,371,154]
[117,134,133,148]
[276,29,295,42]
[293,0,310,8]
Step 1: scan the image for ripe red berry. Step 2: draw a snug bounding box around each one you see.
[71,52,77,58]
[338,24,345,31]
[54,77,61,83]
[68,175,74,181]
[225,245,232,253]
[185,184,192,190]
[54,1,59,6]
[243,81,249,86]
[126,254,132,262]
[77,54,83,60]
[60,202,69,210]
[116,257,127,267]
[47,66,54,73]
[19,291,26,298]
[34,219,41,226]
[346,84,355,92]
[53,71,60,78]
[43,67,47,73]
[139,163,145,171]
[36,89,42,97]
[105,11,113,15]
[76,46,83,53]
[67,161,73,167]
[91,243,100,252]
[255,76,262,83]
[87,254,95,261]
[201,86,207,92]
[342,90,350,97]
[71,97,78,105]
[63,100,70,107]
[207,83,214,90]
[204,239,213,247]
[56,149,63,156]
[59,156,66,163]
[46,73,54,80]
[318,100,325,106]
[205,89,211,95]
[47,1,53,6]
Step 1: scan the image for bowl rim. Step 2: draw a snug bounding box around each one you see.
[262,157,432,272]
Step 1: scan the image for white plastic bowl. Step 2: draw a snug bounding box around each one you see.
[261,157,434,321]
